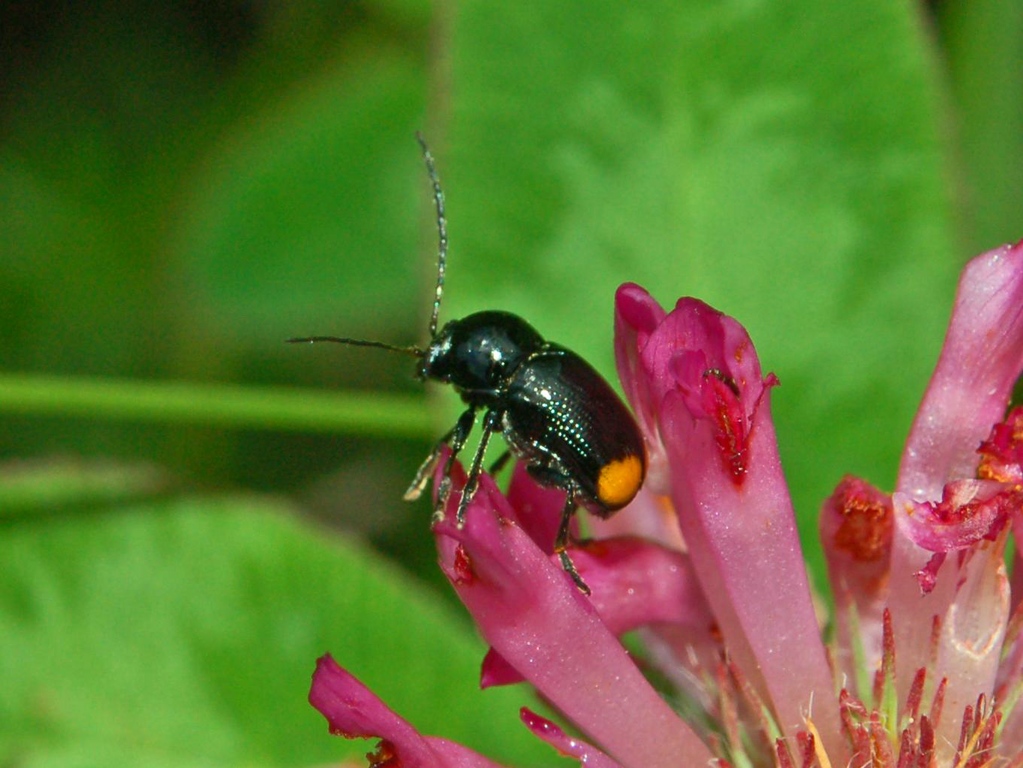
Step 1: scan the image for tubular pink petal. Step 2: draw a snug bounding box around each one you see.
[935,543,1010,760]
[587,487,686,551]
[889,242,1023,727]
[889,487,1012,760]
[309,655,506,768]
[628,292,844,759]
[995,599,1023,749]
[480,537,711,689]
[504,462,568,552]
[520,708,624,768]
[570,536,713,636]
[479,648,520,689]
[819,476,893,694]
[434,474,714,768]
[897,240,1023,502]
[615,283,671,494]
[660,389,842,754]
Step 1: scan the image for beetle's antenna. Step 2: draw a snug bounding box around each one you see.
[286,336,424,358]
[288,136,444,362]
[416,132,447,340]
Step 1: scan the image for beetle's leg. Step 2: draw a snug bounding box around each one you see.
[519,462,592,594]
[454,409,501,527]
[435,407,483,519]
[553,492,591,595]
[488,449,512,476]
[405,407,476,521]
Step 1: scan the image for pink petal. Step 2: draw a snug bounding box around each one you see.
[434,473,714,768]
[481,537,714,689]
[573,538,727,704]
[570,536,713,636]
[819,475,893,695]
[622,288,844,758]
[886,504,1010,759]
[897,480,1015,561]
[995,538,1023,746]
[615,284,670,494]
[504,462,567,551]
[897,240,1023,501]
[309,654,507,768]
[888,242,1023,727]
[587,486,686,551]
[479,648,520,688]
[520,708,623,768]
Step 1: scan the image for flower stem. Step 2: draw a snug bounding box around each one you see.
[0,373,433,438]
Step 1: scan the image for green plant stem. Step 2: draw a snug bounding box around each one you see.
[0,373,433,438]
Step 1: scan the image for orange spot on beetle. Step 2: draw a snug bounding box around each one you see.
[596,454,644,510]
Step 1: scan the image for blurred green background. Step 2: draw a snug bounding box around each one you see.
[0,1,1020,766]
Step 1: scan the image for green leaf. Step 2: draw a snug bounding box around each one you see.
[176,51,427,343]
[0,464,557,767]
[0,460,170,517]
[936,0,1023,253]
[441,1,958,570]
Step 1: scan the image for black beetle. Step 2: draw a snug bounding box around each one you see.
[290,135,646,593]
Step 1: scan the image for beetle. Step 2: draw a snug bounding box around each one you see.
[289,134,646,593]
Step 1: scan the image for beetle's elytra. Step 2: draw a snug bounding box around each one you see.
[289,135,646,593]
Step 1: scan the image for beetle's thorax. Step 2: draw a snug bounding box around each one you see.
[419,311,545,395]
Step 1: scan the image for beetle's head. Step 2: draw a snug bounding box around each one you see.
[420,311,544,393]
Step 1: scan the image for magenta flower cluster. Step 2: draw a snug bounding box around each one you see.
[311,240,1023,767]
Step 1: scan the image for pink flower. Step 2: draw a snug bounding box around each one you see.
[311,240,1023,767]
